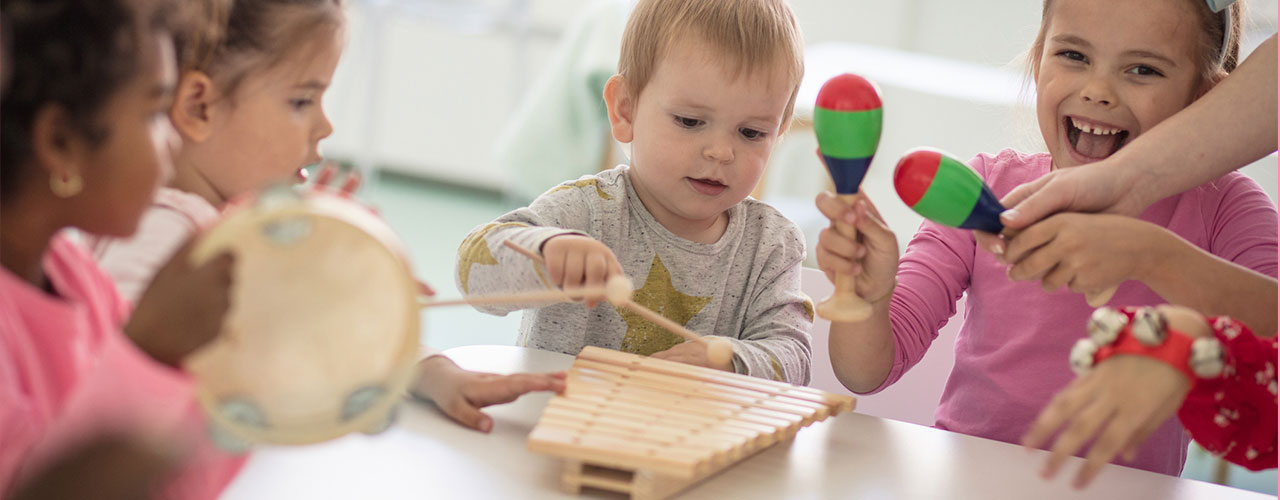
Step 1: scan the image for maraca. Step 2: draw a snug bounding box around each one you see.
[815,73,883,322]
[894,148,1117,306]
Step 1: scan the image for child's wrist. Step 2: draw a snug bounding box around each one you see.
[1070,306,1226,382]
[412,354,460,401]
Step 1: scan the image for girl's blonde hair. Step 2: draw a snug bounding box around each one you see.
[174,0,344,98]
[1027,0,1243,82]
[617,0,804,132]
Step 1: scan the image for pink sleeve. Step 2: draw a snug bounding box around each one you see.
[868,158,983,394]
[0,326,37,493]
[1205,173,1278,278]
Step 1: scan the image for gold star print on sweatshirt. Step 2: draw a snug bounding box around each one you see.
[455,166,814,385]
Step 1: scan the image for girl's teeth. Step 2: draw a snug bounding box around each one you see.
[1070,118,1121,136]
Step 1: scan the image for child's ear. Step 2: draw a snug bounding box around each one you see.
[170,71,217,143]
[1195,70,1229,99]
[30,104,89,185]
[603,75,635,144]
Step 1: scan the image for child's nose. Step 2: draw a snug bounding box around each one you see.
[1079,75,1115,107]
[316,109,334,140]
[703,138,734,163]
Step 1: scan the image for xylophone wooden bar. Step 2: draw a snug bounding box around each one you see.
[528,347,857,499]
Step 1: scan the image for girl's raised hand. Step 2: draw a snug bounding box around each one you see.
[125,237,234,367]
[814,192,899,304]
[1002,213,1164,297]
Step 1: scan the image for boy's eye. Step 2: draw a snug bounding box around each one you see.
[1126,65,1164,77]
[290,98,315,110]
[1056,50,1087,63]
[674,115,704,128]
[739,128,766,140]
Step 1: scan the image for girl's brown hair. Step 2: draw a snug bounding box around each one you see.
[1027,0,1243,82]
[176,0,344,98]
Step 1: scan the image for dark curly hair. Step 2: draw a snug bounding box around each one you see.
[0,0,177,198]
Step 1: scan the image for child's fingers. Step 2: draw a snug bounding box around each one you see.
[814,192,856,226]
[1074,416,1139,489]
[855,195,886,222]
[852,200,893,239]
[817,226,859,259]
[473,373,567,406]
[1006,240,1064,283]
[583,252,609,307]
[1024,381,1090,450]
[561,252,586,290]
[1040,261,1076,293]
[417,280,436,297]
[1117,418,1162,463]
[312,163,337,188]
[545,248,567,287]
[974,231,1006,257]
[1042,400,1117,479]
[816,236,857,277]
[338,169,362,196]
[443,398,492,433]
[1002,218,1060,265]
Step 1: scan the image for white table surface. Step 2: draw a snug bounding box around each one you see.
[222,345,1270,500]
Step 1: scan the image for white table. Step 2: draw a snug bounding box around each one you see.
[222,345,1269,499]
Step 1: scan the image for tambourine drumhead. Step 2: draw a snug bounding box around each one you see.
[185,187,420,446]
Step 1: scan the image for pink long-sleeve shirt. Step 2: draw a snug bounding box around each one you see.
[879,149,1278,476]
[0,234,242,498]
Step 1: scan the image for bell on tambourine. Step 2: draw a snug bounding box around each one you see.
[186,184,421,451]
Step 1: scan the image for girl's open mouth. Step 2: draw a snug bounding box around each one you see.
[1066,116,1129,161]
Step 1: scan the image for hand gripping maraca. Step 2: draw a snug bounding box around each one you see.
[815,73,883,322]
[893,148,1117,306]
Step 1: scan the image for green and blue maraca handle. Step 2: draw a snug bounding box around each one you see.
[815,74,883,322]
[893,148,1117,306]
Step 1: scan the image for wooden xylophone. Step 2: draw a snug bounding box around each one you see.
[527,346,856,499]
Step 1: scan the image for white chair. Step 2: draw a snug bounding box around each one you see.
[801,266,962,427]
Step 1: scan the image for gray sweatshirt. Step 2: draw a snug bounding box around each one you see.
[455,166,812,384]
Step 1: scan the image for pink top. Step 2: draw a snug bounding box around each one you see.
[86,187,220,303]
[0,234,242,498]
[880,149,1278,476]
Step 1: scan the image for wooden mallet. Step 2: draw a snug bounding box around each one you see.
[501,240,734,367]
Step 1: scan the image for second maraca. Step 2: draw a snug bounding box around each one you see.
[893,148,1118,306]
[814,73,884,322]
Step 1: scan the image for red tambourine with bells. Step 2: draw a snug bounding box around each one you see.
[184,182,421,452]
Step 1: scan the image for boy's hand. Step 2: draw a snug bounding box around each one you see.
[541,234,624,308]
[814,192,899,303]
[651,339,733,371]
[1002,214,1161,295]
[413,356,566,433]
[1024,305,1208,489]
[125,236,234,367]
